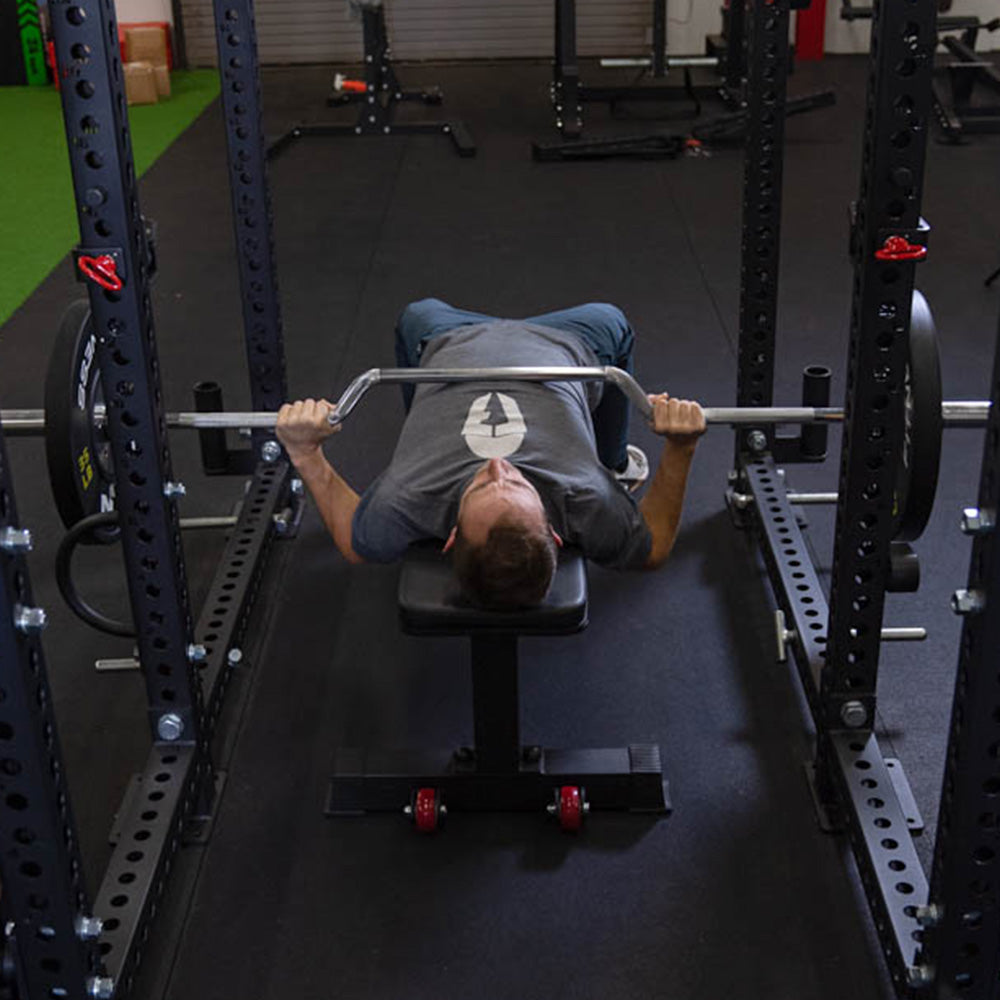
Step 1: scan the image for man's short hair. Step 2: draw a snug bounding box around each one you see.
[452,515,558,610]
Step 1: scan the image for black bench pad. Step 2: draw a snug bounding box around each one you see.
[398,542,588,636]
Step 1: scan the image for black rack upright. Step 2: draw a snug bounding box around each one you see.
[733,0,1000,994]
[0,423,107,1000]
[3,0,297,995]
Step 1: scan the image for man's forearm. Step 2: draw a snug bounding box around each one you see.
[638,440,697,568]
[289,449,364,564]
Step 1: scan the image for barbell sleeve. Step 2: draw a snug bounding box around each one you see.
[880,627,927,641]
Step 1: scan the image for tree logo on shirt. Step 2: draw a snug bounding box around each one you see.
[461,392,526,459]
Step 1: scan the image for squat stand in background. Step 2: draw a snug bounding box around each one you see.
[931,18,1000,142]
[539,0,832,160]
[268,0,475,159]
[842,1,1000,142]
[551,0,735,140]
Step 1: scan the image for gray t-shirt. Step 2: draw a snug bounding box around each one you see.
[351,321,652,569]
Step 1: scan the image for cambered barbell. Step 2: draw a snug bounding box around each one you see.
[2,368,990,432]
[3,292,989,544]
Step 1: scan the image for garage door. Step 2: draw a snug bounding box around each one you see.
[180,0,652,68]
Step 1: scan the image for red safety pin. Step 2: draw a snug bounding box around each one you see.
[77,254,123,292]
[874,236,927,262]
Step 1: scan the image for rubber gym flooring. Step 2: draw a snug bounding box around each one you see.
[1,55,999,999]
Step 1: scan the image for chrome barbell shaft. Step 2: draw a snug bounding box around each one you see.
[0,366,993,432]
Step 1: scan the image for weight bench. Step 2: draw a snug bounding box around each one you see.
[325,542,671,830]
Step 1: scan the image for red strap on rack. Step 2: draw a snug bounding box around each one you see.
[874,236,928,262]
[77,254,123,292]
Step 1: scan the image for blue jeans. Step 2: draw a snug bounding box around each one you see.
[394,298,635,471]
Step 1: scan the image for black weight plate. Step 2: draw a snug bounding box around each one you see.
[892,290,943,542]
[44,300,118,542]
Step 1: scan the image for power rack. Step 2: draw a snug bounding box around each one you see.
[0,0,296,996]
[733,0,1000,995]
[3,1,1000,998]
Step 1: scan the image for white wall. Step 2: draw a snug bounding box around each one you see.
[661,0,725,55]
[114,0,172,26]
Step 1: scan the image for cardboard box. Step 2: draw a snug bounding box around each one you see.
[124,61,158,106]
[121,22,173,69]
[125,25,168,68]
[154,65,171,99]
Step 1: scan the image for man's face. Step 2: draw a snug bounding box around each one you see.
[453,458,551,547]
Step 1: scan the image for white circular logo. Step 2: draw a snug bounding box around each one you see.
[461,392,526,459]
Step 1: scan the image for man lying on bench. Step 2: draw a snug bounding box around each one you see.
[275,299,706,609]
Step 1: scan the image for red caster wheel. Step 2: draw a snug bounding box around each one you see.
[551,785,587,832]
[407,788,444,833]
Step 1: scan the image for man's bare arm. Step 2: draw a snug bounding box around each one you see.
[638,395,706,569]
[276,399,365,565]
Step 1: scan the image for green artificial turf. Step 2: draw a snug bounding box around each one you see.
[0,70,220,329]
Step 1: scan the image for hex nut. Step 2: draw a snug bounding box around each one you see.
[840,700,868,729]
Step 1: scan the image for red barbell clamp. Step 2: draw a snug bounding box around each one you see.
[77,254,123,292]
[874,236,928,262]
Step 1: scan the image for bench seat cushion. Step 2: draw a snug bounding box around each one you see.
[398,541,588,636]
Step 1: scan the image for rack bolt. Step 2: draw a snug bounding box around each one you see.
[261,440,282,463]
[227,647,243,666]
[75,915,104,940]
[960,507,994,536]
[84,187,107,207]
[157,713,184,742]
[891,167,913,189]
[13,605,47,635]
[951,589,985,616]
[87,976,115,999]
[163,481,187,499]
[729,491,753,512]
[0,527,32,554]
[915,903,942,928]
[290,477,304,497]
[840,700,868,729]
[187,643,207,664]
[906,965,934,989]
[747,430,768,453]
